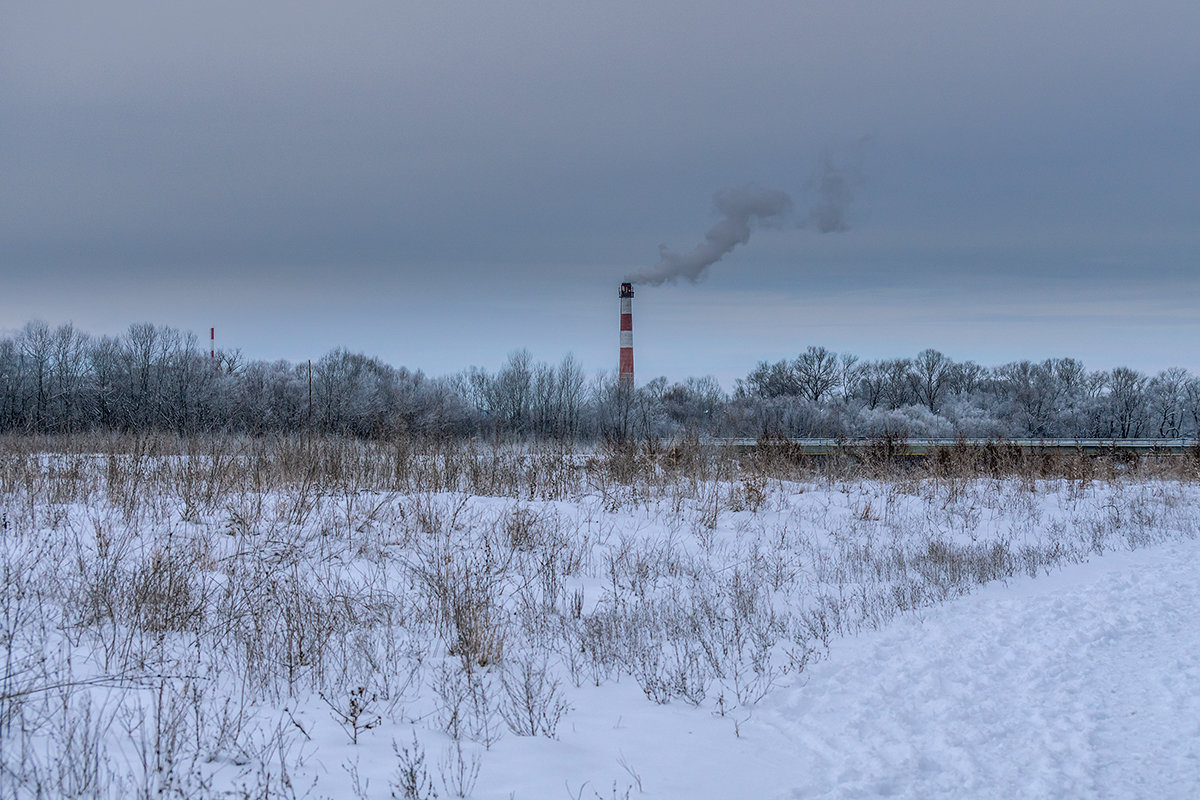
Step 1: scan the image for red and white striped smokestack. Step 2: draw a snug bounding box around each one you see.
[210,327,215,359]
[619,283,634,387]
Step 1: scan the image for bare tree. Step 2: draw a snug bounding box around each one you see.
[1184,378,1200,437]
[1106,367,1149,438]
[494,350,534,434]
[89,335,123,430]
[18,321,54,431]
[660,376,725,432]
[794,346,840,404]
[1148,367,1189,438]
[0,338,22,429]
[881,359,914,410]
[996,360,1061,436]
[742,359,797,399]
[836,353,861,404]
[909,349,952,414]
[48,323,92,432]
[555,354,587,440]
[122,322,173,430]
[947,360,986,396]
[856,360,887,410]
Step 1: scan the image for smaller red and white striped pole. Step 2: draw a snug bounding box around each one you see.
[619,283,634,388]
[210,327,215,359]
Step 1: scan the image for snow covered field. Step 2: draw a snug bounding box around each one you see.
[758,535,1200,799]
[2,436,1198,798]
[482,535,1200,799]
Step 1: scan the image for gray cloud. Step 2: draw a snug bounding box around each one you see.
[2,1,1199,381]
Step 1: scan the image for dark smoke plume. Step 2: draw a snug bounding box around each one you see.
[629,153,860,286]
[627,184,793,286]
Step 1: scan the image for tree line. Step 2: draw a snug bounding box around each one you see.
[2,321,1197,441]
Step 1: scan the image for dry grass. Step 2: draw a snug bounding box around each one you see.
[1,432,1198,796]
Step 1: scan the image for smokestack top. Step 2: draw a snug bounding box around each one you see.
[619,282,634,298]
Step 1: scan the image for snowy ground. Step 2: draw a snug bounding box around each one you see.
[463,536,1200,799]
[3,443,1199,798]
[761,535,1200,799]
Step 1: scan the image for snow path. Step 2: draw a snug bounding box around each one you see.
[759,536,1200,799]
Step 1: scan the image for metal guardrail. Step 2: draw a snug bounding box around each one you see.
[700,438,1198,456]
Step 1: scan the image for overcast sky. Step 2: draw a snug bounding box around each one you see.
[3,1,1198,388]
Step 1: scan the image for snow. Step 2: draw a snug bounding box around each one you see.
[466,536,1200,799]
[6,454,1200,799]
[759,536,1200,799]
[295,525,1200,799]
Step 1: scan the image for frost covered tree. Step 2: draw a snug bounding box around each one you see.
[0,319,1196,442]
[1105,367,1149,438]
[794,346,840,403]
[1148,368,1189,438]
[909,349,952,414]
